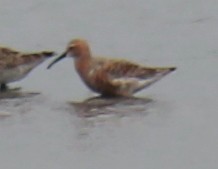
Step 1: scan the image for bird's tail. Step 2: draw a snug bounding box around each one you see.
[134,66,176,92]
[154,67,176,76]
[41,51,56,57]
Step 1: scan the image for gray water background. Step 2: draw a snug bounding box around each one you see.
[0,0,218,168]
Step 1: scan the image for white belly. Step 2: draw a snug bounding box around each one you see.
[0,63,36,83]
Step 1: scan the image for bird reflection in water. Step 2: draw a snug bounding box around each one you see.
[69,96,153,118]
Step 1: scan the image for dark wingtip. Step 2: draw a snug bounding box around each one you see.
[170,67,177,71]
[42,51,56,57]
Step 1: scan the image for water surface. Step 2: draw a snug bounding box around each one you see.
[0,0,218,169]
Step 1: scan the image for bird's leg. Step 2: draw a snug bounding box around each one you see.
[0,83,8,92]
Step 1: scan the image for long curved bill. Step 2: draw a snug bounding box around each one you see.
[47,52,67,69]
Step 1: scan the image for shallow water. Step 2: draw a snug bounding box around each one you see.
[0,0,218,169]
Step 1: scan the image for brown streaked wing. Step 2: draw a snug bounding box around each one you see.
[100,59,158,79]
[0,61,7,70]
[0,47,19,59]
[0,47,21,69]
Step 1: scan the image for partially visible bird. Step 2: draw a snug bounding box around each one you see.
[0,46,55,91]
